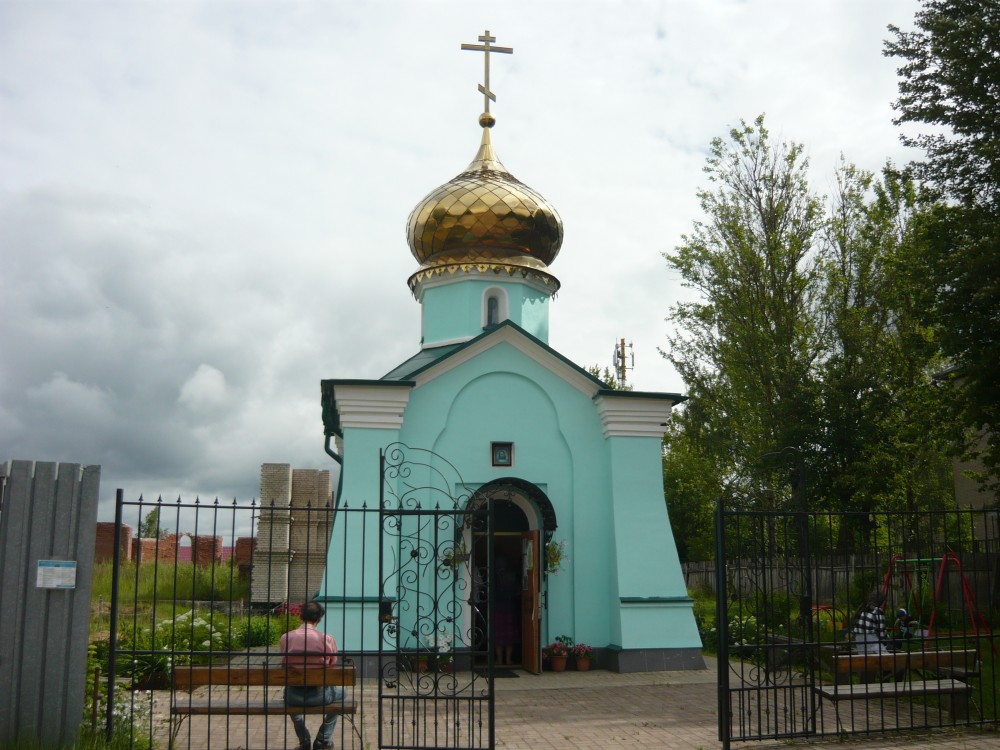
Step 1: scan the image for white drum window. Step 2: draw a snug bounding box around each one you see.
[483,287,509,327]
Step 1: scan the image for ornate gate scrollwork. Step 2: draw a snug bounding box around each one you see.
[378,443,495,750]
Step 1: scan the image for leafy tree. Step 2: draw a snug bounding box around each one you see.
[885,0,1000,208]
[138,507,165,539]
[663,115,824,511]
[815,164,956,548]
[886,0,1000,489]
[662,119,964,555]
[661,418,720,563]
[585,364,633,391]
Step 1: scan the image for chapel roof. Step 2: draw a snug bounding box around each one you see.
[405,118,563,294]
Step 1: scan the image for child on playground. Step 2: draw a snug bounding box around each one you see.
[892,607,922,649]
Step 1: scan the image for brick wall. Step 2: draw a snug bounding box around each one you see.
[234,536,256,578]
[190,535,223,567]
[288,469,333,605]
[132,535,178,564]
[250,464,332,605]
[251,464,293,603]
[95,522,132,563]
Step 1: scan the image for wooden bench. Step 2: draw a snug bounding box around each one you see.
[814,678,972,720]
[815,649,979,726]
[829,649,979,684]
[170,664,358,748]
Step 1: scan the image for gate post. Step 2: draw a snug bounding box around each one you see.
[714,495,730,750]
[106,489,123,741]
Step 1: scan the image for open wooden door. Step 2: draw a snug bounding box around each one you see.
[520,530,541,673]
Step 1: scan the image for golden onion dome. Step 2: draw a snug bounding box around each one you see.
[406,122,563,293]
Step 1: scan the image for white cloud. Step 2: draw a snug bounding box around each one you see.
[25,372,113,426]
[178,364,229,411]
[0,0,926,514]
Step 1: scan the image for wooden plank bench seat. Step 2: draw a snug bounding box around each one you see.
[814,677,972,719]
[170,665,358,747]
[814,678,972,701]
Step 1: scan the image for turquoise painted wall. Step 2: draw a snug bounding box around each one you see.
[421,280,551,345]
[606,435,701,649]
[398,342,616,647]
[317,425,401,647]
[319,331,700,656]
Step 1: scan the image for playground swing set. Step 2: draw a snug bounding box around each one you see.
[881,551,996,654]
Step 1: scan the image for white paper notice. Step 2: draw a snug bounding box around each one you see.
[36,560,77,589]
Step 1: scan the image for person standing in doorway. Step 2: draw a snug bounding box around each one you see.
[281,601,344,750]
[494,556,520,666]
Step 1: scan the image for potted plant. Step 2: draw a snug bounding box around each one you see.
[411,651,429,673]
[436,652,454,674]
[545,540,568,574]
[542,641,569,672]
[571,643,594,671]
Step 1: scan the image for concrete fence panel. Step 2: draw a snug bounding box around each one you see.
[0,460,101,746]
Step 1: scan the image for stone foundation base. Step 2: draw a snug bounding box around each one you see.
[602,646,706,673]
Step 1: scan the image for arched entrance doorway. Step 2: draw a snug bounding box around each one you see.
[468,479,557,674]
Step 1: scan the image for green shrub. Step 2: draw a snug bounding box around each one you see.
[116,609,233,679]
[234,615,284,648]
[690,588,718,652]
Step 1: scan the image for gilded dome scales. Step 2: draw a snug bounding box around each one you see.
[406,30,564,295]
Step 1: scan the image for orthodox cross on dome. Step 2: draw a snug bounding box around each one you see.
[461,30,513,119]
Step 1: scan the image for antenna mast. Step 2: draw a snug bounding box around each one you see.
[612,338,634,384]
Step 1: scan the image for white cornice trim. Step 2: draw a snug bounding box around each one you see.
[333,384,412,430]
[412,268,557,300]
[412,326,599,396]
[595,394,674,438]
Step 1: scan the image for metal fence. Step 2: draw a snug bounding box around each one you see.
[103,446,496,750]
[716,507,1000,748]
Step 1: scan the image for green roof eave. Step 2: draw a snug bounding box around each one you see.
[381,344,463,380]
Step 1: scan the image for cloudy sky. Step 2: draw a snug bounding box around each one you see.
[1,0,924,521]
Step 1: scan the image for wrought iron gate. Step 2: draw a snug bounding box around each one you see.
[103,444,496,750]
[377,443,495,750]
[716,505,1000,747]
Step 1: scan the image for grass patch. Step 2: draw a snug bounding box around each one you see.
[90,560,249,604]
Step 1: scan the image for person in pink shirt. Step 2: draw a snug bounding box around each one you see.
[280,601,344,750]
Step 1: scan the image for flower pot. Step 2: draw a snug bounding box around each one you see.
[438,661,453,674]
[413,657,428,673]
[549,655,567,672]
[575,657,591,672]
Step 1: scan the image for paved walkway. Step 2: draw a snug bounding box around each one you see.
[489,658,996,750]
[163,657,998,749]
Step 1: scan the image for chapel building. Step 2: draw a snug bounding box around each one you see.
[317,37,702,673]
